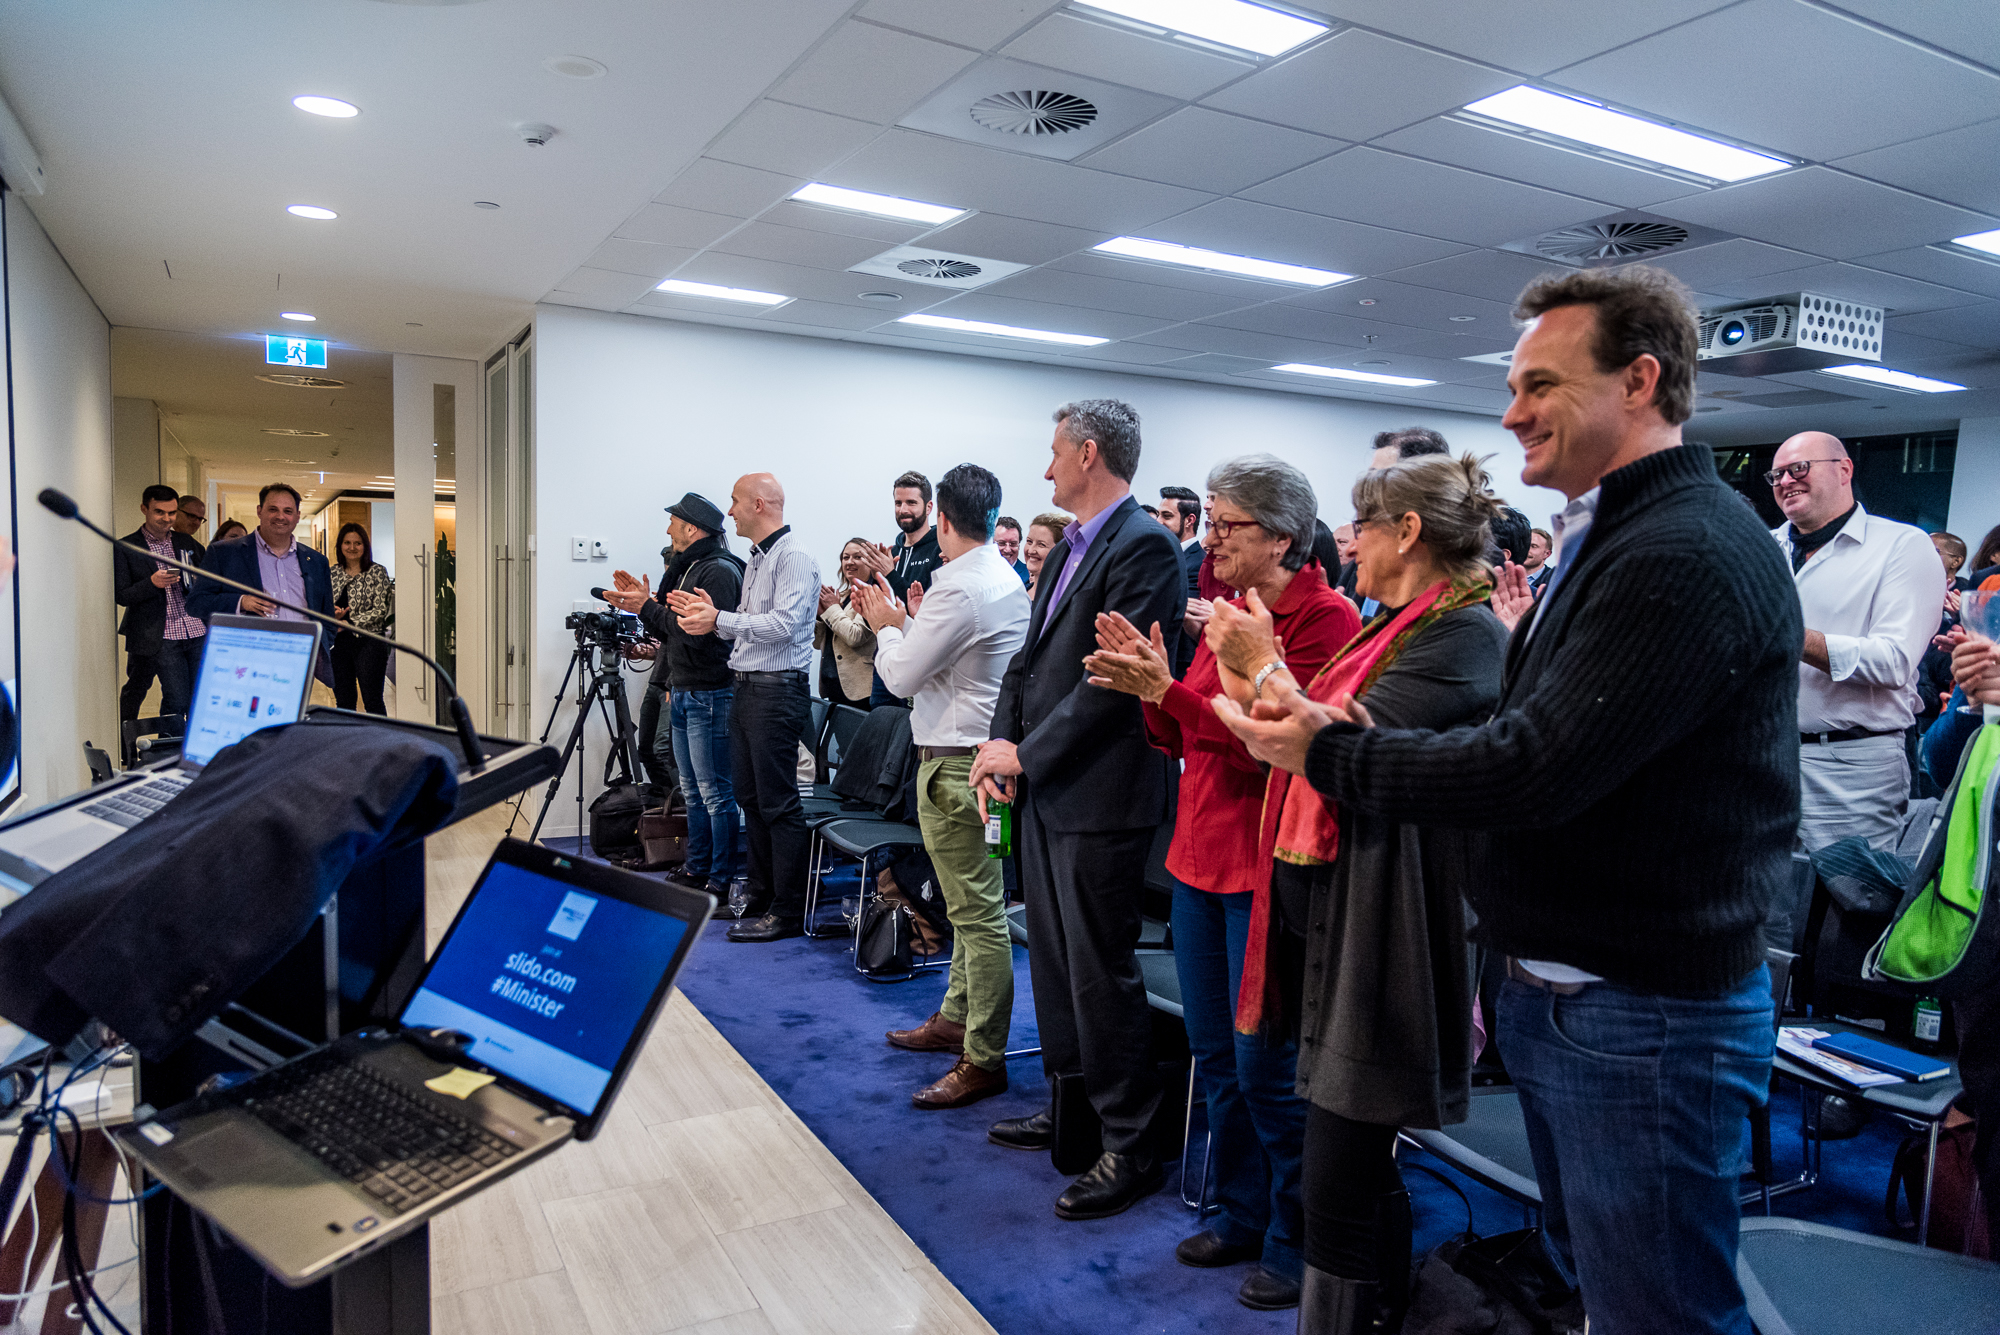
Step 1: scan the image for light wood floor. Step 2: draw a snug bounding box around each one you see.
[424,808,996,1335]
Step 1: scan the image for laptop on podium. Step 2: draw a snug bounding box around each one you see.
[116,838,712,1286]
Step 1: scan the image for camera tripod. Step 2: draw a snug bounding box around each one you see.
[512,634,643,845]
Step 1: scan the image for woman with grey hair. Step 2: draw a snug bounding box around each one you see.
[1084,453,1358,1311]
[1207,452,1510,1332]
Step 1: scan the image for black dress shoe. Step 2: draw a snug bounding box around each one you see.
[1175,1230,1261,1268]
[1053,1150,1163,1220]
[1238,1266,1301,1311]
[987,1108,1054,1151]
[727,913,802,943]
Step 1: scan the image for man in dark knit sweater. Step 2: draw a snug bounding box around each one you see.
[1219,265,1800,1335]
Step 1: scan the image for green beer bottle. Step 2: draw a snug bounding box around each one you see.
[984,798,1013,859]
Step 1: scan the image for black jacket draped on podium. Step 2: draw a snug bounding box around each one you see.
[0,719,462,1058]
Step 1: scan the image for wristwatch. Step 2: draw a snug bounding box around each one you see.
[1252,661,1283,699]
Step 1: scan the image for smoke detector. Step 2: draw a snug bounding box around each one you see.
[850,245,1029,290]
[1500,210,1734,268]
[969,90,1099,137]
[899,57,1175,161]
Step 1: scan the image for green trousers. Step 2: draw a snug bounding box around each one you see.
[917,755,1014,1070]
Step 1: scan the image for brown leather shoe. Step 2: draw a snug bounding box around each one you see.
[912,1057,1007,1109]
[886,1012,965,1054]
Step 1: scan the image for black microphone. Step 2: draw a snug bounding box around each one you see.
[41,488,486,774]
[589,587,610,601]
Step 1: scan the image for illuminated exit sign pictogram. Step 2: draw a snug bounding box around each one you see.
[265,336,328,368]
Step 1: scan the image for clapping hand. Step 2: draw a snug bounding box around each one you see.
[1210,685,1363,776]
[1491,561,1534,632]
[819,584,841,614]
[1182,596,1214,642]
[664,586,718,635]
[851,575,907,632]
[1084,614,1172,704]
[907,581,924,616]
[601,569,651,613]
[858,541,897,578]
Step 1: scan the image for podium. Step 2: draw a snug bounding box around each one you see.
[131,710,558,1335]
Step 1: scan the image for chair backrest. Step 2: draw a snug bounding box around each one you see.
[826,704,870,772]
[807,697,832,780]
[119,715,184,770]
[1764,945,1797,1024]
[82,742,115,785]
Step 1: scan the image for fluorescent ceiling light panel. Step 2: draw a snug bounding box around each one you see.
[1092,236,1349,286]
[790,183,964,226]
[279,311,315,322]
[1817,364,1966,394]
[1951,228,2000,258]
[1463,86,1788,183]
[286,204,338,220]
[293,95,359,118]
[1272,363,1437,387]
[654,279,791,307]
[1074,0,1328,57]
[896,313,1108,346]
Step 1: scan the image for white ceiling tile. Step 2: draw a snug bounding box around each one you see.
[1708,261,1976,314]
[975,267,1255,321]
[757,299,902,331]
[826,129,1216,232]
[897,56,1180,162]
[1171,353,1277,373]
[709,221,891,269]
[755,200,931,244]
[1872,329,1990,363]
[1047,250,1305,299]
[1144,198,1469,276]
[1062,342,1205,366]
[1078,107,1343,195]
[669,252,952,309]
[704,101,886,179]
[1833,118,2000,216]
[582,239,698,280]
[654,158,804,218]
[1383,332,1523,366]
[1283,276,1523,330]
[1379,249,1577,305]
[612,204,746,249]
[1371,118,1701,211]
[921,291,1167,339]
[551,267,666,308]
[1299,1,1737,76]
[769,21,982,124]
[1551,0,2000,161]
[1828,1,2000,71]
[1663,168,1998,261]
[1199,302,1442,350]
[1200,30,1516,142]
[1000,13,1254,100]
[542,289,630,315]
[1856,247,2000,302]
[1243,147,1603,247]
[1887,305,2000,348]
[855,0,1060,49]
[1636,238,1823,291]
[919,212,1107,263]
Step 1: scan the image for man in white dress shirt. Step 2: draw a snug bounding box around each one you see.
[856,464,1031,1110]
[1768,431,1943,851]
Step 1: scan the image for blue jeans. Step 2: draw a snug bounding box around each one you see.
[1498,966,1775,1335]
[668,687,736,883]
[1172,879,1307,1282]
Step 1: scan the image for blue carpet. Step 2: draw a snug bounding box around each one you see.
[552,840,1912,1333]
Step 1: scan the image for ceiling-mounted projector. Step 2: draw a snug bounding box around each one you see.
[1697,292,1883,377]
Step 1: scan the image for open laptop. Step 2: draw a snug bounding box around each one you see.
[115,838,711,1286]
[0,614,319,882]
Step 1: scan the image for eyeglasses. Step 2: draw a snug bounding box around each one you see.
[1763,458,1845,486]
[1204,516,1263,540]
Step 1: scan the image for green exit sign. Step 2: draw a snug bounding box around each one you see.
[265,336,327,368]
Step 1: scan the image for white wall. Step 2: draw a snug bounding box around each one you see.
[1949,416,2000,557]
[531,303,1560,833]
[111,396,158,513]
[6,195,114,810]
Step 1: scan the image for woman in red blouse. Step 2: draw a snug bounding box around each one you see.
[1085,453,1358,1312]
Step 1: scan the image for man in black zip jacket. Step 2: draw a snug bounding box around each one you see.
[606,493,743,897]
[858,470,942,706]
[1219,265,1800,1335]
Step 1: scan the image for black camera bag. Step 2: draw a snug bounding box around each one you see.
[588,783,649,860]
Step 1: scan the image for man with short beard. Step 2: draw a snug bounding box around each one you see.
[857,471,943,706]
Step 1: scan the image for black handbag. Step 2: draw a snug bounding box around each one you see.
[1405,1228,1585,1335]
[855,899,911,976]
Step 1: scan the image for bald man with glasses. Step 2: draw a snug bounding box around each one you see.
[1768,431,1943,853]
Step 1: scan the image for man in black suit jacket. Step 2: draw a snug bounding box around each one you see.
[974,400,1186,1221]
[1159,487,1202,676]
[188,482,335,626]
[115,485,208,724]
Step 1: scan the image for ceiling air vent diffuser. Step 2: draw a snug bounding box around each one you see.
[1537,220,1689,263]
[850,246,1028,290]
[898,258,983,280]
[969,91,1098,137]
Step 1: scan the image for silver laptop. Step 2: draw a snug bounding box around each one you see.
[0,614,319,882]
[115,837,711,1286]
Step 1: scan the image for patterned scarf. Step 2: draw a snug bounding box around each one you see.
[1235,575,1494,1036]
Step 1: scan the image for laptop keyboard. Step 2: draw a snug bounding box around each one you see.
[80,772,191,828]
[239,1050,522,1215]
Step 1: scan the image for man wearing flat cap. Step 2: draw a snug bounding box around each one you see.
[606,492,744,899]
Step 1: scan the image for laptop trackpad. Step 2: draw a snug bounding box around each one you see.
[0,811,121,874]
[161,1122,319,1190]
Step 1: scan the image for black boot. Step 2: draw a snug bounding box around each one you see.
[1297,1268,1380,1334]
[1374,1188,1413,1329]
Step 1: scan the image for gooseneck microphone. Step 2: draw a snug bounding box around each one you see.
[41,488,486,774]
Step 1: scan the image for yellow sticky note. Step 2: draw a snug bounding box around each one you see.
[424,1067,497,1100]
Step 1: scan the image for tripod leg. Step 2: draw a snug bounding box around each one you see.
[527,672,609,845]
[508,647,585,836]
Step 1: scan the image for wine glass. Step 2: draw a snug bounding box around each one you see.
[840,892,862,931]
[1957,591,2000,722]
[727,877,751,920]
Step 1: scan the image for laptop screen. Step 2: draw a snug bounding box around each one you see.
[182,619,319,768]
[398,857,691,1118]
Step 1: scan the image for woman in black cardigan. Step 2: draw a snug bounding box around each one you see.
[1208,453,1509,1334]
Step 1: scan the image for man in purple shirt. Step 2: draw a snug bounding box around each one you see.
[189,483,334,627]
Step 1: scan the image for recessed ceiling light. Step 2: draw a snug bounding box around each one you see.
[279,311,316,322]
[896,313,1109,346]
[1462,86,1789,183]
[1356,298,1376,306]
[292,95,359,118]
[544,55,607,79]
[287,204,338,220]
[1816,364,1966,394]
[1073,0,1328,57]
[1355,359,1391,366]
[655,279,791,307]
[1271,363,1437,387]
[1448,315,1477,322]
[473,201,501,210]
[790,183,965,227]
[1091,236,1350,286]
[1950,228,2000,258]
[858,291,904,303]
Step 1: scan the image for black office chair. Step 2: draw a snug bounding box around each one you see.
[120,715,183,770]
[82,742,115,785]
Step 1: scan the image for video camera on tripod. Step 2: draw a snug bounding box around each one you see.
[510,590,648,845]
[567,597,642,650]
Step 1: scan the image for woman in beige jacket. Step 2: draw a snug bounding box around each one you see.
[815,538,878,709]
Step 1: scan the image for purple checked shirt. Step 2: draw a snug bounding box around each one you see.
[1039,502,1118,639]
[252,531,309,622]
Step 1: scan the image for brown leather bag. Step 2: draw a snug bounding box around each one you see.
[638,802,688,869]
[1889,1102,1992,1258]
